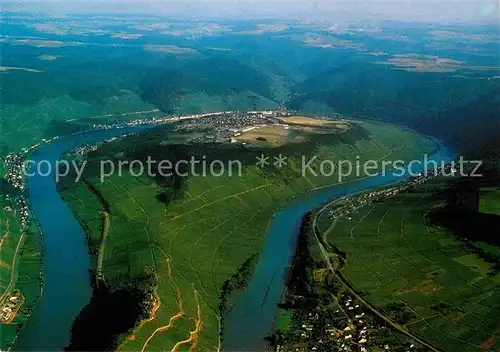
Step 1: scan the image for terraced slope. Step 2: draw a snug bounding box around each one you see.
[0,204,42,349]
[317,183,500,351]
[59,120,438,351]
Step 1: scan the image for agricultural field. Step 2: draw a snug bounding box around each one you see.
[274,213,430,352]
[58,120,439,351]
[278,116,350,129]
[0,203,42,350]
[480,188,500,215]
[317,182,500,351]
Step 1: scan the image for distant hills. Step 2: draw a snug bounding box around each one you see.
[1,16,499,170]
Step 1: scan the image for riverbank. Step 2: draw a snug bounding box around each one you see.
[271,206,437,351]
[10,115,447,351]
[11,124,159,351]
[270,164,458,351]
[221,143,454,350]
[310,174,500,351]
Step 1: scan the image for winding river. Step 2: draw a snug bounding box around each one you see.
[12,123,456,351]
[13,125,157,351]
[221,144,456,351]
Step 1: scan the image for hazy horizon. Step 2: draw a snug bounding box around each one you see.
[2,0,499,24]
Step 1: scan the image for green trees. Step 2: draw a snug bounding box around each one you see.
[218,254,258,336]
[67,275,156,351]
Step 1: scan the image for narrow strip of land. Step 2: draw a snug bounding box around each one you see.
[66,109,160,122]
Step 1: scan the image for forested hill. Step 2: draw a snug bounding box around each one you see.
[287,62,500,165]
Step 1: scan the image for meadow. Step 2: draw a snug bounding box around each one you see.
[58,120,439,351]
[317,182,500,351]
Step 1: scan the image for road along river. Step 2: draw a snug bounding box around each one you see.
[221,144,456,351]
[13,125,157,351]
[12,121,455,351]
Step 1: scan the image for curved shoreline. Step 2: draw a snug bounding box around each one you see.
[7,218,44,351]
[9,116,456,351]
[311,202,442,352]
[221,142,456,351]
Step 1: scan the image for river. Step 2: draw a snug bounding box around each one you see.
[12,123,456,351]
[13,125,157,351]
[221,144,456,351]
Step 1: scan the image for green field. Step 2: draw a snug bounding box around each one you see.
[317,183,500,351]
[0,204,42,350]
[58,120,438,351]
[1,13,499,352]
[480,188,500,215]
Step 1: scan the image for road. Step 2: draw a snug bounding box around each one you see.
[312,199,442,352]
[80,178,111,286]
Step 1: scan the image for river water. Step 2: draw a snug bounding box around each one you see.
[12,124,455,351]
[13,125,156,351]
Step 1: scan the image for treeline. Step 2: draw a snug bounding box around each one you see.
[287,62,500,162]
[280,212,332,310]
[427,178,500,275]
[66,274,156,351]
[219,254,258,336]
[286,212,316,298]
[270,212,342,349]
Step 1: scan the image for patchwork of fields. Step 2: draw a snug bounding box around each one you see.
[317,184,500,351]
[480,188,500,215]
[0,205,42,349]
[59,121,439,351]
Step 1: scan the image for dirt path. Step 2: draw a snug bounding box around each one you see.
[0,231,24,303]
[140,257,186,352]
[96,210,110,286]
[170,289,202,352]
[140,311,185,352]
[312,196,442,352]
[169,184,271,221]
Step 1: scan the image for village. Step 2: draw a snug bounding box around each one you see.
[275,240,426,352]
[0,290,24,324]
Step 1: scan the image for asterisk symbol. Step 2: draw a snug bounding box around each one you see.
[273,154,288,168]
[256,153,269,168]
